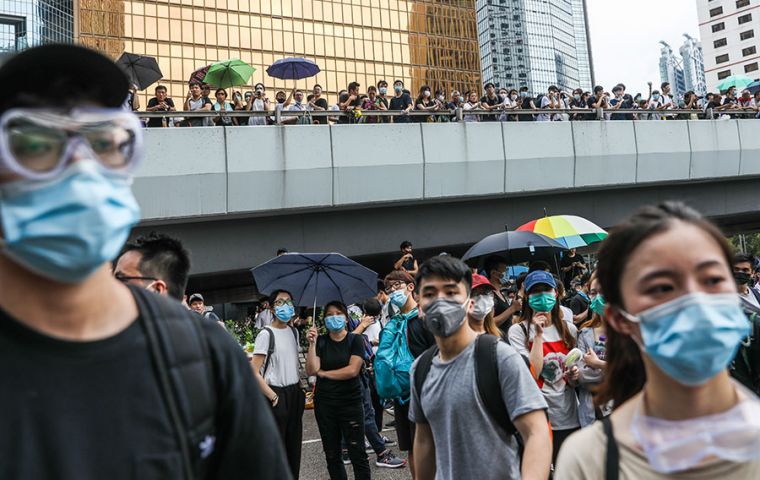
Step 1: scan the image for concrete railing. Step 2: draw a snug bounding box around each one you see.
[133,120,760,222]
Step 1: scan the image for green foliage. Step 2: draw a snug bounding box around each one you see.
[224,319,260,353]
[730,233,760,257]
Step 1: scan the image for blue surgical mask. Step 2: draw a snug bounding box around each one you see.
[394,85,403,93]
[325,314,347,332]
[621,293,750,386]
[379,87,387,95]
[0,161,140,283]
[274,303,295,321]
[520,92,528,98]
[500,270,510,285]
[389,289,409,308]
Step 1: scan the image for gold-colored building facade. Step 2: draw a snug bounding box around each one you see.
[77,0,481,104]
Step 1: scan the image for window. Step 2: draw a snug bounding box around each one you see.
[718,70,732,79]
[743,46,757,56]
[710,6,723,16]
[716,53,730,63]
[741,30,755,40]
[736,0,750,7]
[714,38,728,48]
[746,62,759,73]
[713,22,725,32]
[739,13,752,24]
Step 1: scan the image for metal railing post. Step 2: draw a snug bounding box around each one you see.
[707,108,714,120]
[455,107,463,122]
[275,107,282,125]
[596,107,604,120]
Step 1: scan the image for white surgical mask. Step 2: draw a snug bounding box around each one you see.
[471,295,495,321]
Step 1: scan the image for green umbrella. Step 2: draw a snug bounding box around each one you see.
[716,74,754,93]
[203,59,256,89]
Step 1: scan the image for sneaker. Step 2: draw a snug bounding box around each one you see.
[381,436,397,447]
[385,420,396,428]
[376,450,406,469]
[342,451,350,465]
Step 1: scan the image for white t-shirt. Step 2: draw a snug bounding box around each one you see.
[255,309,273,329]
[741,290,760,310]
[561,306,574,326]
[364,321,383,355]
[248,98,267,125]
[537,95,552,122]
[252,326,301,387]
[463,102,480,122]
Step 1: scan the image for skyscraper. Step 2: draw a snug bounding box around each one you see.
[659,41,687,101]
[680,34,707,97]
[0,0,73,55]
[476,0,594,95]
[697,0,759,90]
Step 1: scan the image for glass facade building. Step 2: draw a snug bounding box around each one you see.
[0,0,74,56]
[680,34,707,97]
[476,0,593,95]
[77,0,482,104]
[659,41,687,102]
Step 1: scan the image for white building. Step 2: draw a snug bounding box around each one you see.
[697,0,760,90]
[660,41,687,101]
[681,34,708,96]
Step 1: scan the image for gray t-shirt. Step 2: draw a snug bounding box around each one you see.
[409,339,547,480]
[252,326,300,387]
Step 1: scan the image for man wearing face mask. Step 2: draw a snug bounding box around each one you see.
[252,290,305,479]
[0,45,290,479]
[410,256,551,480]
[114,232,190,300]
[733,254,760,312]
[284,89,308,125]
[389,79,414,123]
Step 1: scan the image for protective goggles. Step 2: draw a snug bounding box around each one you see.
[0,108,143,180]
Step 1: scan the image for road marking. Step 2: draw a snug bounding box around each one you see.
[302,428,395,445]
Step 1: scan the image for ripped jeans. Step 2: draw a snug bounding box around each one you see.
[314,398,371,480]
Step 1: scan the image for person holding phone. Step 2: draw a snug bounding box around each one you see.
[247,82,269,126]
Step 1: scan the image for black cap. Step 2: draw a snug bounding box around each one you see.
[0,44,129,114]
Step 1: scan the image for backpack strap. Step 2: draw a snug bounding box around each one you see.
[262,327,275,376]
[412,344,439,423]
[474,334,517,436]
[131,287,217,479]
[603,417,620,480]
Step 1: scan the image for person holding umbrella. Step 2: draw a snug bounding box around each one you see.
[306,301,371,480]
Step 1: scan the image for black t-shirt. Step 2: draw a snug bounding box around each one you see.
[405,311,436,359]
[146,97,175,127]
[561,253,586,286]
[315,333,365,404]
[312,97,329,124]
[520,97,535,121]
[401,255,415,271]
[389,93,414,123]
[480,94,503,121]
[568,292,590,317]
[0,302,290,479]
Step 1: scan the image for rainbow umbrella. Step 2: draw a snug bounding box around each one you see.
[517,215,607,249]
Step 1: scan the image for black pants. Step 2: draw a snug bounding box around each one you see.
[552,427,580,466]
[271,384,305,479]
[314,397,370,480]
[368,371,384,432]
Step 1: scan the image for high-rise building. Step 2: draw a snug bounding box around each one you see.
[680,34,707,96]
[697,0,760,90]
[476,0,594,95]
[659,41,687,101]
[0,0,74,56]
[72,0,481,105]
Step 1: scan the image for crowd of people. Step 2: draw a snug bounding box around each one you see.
[5,43,760,480]
[135,79,760,127]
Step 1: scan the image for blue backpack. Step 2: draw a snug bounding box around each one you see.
[374,309,416,403]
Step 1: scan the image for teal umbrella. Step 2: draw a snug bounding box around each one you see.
[203,59,256,89]
[716,74,754,93]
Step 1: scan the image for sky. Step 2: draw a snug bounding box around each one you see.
[585,0,700,95]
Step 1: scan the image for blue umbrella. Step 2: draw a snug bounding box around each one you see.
[748,80,760,95]
[251,253,377,308]
[266,57,321,80]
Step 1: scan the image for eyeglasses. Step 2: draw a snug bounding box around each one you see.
[385,282,406,294]
[273,299,294,307]
[0,108,143,180]
[114,272,157,283]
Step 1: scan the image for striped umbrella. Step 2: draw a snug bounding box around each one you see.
[517,215,607,249]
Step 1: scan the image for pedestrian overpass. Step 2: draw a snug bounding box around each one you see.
[132,120,760,301]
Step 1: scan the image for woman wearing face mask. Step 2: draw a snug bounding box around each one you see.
[508,270,580,465]
[415,85,438,123]
[500,89,520,122]
[468,274,503,337]
[462,91,481,122]
[306,301,371,480]
[556,202,760,479]
[576,274,609,428]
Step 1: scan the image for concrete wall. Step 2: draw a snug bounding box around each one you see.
[134,120,760,222]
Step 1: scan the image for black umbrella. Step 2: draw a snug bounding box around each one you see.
[116,52,163,90]
[462,230,568,269]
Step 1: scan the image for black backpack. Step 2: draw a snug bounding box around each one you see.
[413,334,517,436]
[131,287,217,480]
[261,325,299,376]
[730,311,760,396]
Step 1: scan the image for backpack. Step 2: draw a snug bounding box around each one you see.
[730,311,760,396]
[131,287,217,480]
[413,334,517,436]
[261,326,299,377]
[374,312,416,402]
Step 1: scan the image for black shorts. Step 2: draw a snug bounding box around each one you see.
[393,399,416,452]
